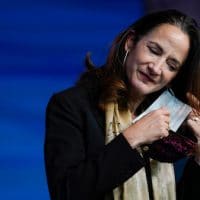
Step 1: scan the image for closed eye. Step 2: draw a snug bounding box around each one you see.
[147,45,162,55]
[167,60,179,72]
[168,64,178,72]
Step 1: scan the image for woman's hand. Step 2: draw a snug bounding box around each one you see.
[186,111,200,165]
[186,92,200,165]
[123,107,170,148]
[186,112,200,140]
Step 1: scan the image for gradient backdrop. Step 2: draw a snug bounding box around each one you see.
[0,0,144,199]
[1,0,198,199]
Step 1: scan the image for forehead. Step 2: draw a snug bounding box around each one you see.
[141,24,190,62]
[144,24,187,41]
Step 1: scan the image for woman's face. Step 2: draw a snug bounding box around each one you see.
[125,24,190,97]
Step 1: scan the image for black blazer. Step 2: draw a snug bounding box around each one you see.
[45,81,200,200]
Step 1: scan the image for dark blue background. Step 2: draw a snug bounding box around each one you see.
[0,1,144,199]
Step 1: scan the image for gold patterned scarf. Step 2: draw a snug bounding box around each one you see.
[105,102,176,200]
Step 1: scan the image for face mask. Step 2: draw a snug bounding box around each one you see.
[134,89,196,162]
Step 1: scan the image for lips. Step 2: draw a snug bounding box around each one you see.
[139,71,156,83]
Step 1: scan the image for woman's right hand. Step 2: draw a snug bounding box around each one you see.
[123,107,170,149]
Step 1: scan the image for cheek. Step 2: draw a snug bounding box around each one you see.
[162,72,178,85]
[125,64,132,82]
[126,52,139,71]
[125,56,135,78]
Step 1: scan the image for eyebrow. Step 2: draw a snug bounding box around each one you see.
[148,41,182,66]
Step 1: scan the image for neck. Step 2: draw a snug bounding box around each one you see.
[130,91,145,113]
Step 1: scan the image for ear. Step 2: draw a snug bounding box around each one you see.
[124,31,135,51]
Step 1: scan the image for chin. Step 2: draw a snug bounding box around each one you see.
[130,81,155,96]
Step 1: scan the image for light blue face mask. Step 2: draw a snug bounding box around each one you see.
[132,89,192,132]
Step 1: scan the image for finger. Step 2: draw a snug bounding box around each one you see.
[188,111,199,120]
[159,127,170,139]
[159,106,170,116]
[165,119,170,129]
[162,118,170,130]
[188,111,195,118]
[161,111,170,122]
[189,116,200,123]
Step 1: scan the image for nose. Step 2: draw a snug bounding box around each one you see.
[147,60,163,76]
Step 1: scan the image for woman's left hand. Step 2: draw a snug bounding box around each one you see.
[187,112,200,139]
[186,92,200,164]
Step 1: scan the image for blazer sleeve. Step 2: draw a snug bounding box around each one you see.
[177,158,200,200]
[44,93,145,200]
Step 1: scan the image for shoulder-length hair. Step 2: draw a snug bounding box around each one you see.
[83,9,200,112]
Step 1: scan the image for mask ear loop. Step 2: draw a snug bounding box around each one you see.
[123,50,129,66]
[167,87,175,96]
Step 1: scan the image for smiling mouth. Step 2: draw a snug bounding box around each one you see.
[139,71,156,83]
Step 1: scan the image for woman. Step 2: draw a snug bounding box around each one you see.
[45,9,200,200]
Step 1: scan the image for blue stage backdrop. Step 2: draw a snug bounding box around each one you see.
[0,0,144,199]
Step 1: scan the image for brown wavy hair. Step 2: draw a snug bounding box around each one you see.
[81,9,200,112]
